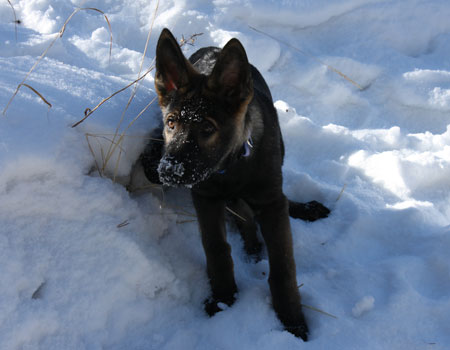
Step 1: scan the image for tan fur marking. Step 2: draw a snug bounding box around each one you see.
[232,93,254,148]
[204,132,220,148]
[205,117,219,130]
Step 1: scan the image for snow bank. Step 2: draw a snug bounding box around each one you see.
[1,0,450,349]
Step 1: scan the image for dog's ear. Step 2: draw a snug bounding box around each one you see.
[207,38,253,102]
[155,29,193,97]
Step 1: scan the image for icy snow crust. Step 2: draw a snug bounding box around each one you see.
[1,0,450,349]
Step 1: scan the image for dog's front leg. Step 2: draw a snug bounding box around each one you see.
[258,195,309,341]
[191,192,238,316]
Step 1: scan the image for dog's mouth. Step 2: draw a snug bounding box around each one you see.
[157,156,213,188]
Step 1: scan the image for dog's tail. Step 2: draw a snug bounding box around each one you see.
[288,200,330,222]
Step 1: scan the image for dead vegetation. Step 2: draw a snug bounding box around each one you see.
[2,7,113,116]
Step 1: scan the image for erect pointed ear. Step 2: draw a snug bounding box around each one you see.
[207,38,253,102]
[155,28,194,98]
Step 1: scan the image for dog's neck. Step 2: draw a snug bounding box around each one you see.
[217,133,253,174]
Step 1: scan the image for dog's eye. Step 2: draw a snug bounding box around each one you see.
[202,120,216,136]
[166,117,176,130]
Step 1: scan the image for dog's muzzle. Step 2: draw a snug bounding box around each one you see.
[158,155,212,188]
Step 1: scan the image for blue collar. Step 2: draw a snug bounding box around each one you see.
[242,135,254,157]
[217,134,253,175]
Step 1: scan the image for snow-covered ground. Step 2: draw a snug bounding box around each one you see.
[1,0,450,349]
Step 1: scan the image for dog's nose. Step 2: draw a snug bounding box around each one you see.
[158,155,185,186]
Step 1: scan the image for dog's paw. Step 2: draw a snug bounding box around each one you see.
[281,310,309,341]
[304,200,331,221]
[289,200,330,222]
[285,321,309,341]
[204,296,235,317]
[243,241,263,262]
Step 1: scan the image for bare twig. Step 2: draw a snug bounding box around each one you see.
[179,33,203,46]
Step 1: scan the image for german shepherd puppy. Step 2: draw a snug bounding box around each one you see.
[148,28,329,341]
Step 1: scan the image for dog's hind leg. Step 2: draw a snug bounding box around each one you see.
[288,200,330,222]
[257,195,309,341]
[227,199,262,260]
[192,192,238,316]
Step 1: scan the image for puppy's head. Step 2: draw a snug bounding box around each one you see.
[154,29,253,187]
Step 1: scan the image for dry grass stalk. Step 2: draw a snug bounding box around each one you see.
[179,33,203,46]
[31,281,46,300]
[335,183,347,202]
[85,132,136,178]
[298,283,337,318]
[84,132,163,174]
[225,206,247,222]
[103,0,160,180]
[61,8,112,59]
[146,208,197,223]
[6,0,18,41]
[127,182,162,193]
[85,133,103,177]
[18,83,52,109]
[249,25,363,90]
[109,95,158,181]
[166,204,196,218]
[75,0,160,179]
[71,67,155,128]
[85,133,127,153]
[84,133,163,142]
[176,219,197,224]
[302,303,338,319]
[2,6,113,116]
[117,220,130,228]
